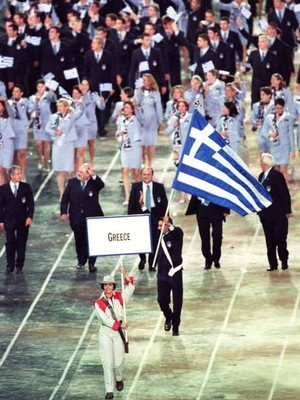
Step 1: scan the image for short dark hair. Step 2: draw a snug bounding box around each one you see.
[224,101,238,117]
[274,98,285,107]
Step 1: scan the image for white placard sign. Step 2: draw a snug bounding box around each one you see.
[87,214,152,256]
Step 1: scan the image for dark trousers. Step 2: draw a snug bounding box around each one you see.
[262,219,289,267]
[139,223,160,268]
[5,225,29,270]
[196,214,223,264]
[70,221,96,266]
[157,272,183,329]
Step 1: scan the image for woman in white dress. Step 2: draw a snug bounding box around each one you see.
[80,78,105,168]
[184,75,205,115]
[165,99,192,203]
[164,85,185,121]
[134,73,163,167]
[116,101,142,205]
[29,79,56,171]
[217,101,242,155]
[203,70,225,128]
[0,99,15,185]
[71,85,89,172]
[46,98,83,197]
[261,98,295,182]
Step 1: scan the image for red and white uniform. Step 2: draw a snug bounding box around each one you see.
[94,277,135,393]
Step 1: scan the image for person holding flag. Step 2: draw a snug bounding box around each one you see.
[157,216,184,336]
[94,266,135,400]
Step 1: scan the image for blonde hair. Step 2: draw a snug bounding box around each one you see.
[142,73,159,92]
[57,98,73,113]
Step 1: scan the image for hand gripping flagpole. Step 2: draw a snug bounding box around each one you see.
[149,188,175,270]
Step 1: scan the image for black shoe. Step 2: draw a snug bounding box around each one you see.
[138,260,146,270]
[16,266,23,273]
[89,264,97,273]
[172,328,180,336]
[267,266,278,271]
[116,380,124,391]
[6,266,14,274]
[164,319,172,331]
[282,263,289,270]
[214,262,221,269]
[76,264,85,270]
[105,393,114,399]
[204,261,212,270]
[149,266,156,272]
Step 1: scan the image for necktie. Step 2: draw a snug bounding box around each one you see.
[96,52,100,62]
[81,181,87,191]
[223,32,227,42]
[13,101,20,120]
[13,184,18,197]
[261,52,265,61]
[53,44,57,54]
[145,185,151,211]
[278,10,283,22]
[145,50,149,60]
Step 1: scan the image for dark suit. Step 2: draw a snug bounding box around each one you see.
[0,182,34,271]
[84,49,115,92]
[186,196,229,267]
[157,226,183,331]
[238,28,294,85]
[128,47,165,89]
[258,168,291,269]
[60,176,105,267]
[247,49,278,104]
[40,39,74,90]
[220,30,243,76]
[268,8,299,48]
[211,40,231,76]
[128,181,168,268]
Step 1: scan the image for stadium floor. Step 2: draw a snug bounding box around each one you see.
[0,115,300,400]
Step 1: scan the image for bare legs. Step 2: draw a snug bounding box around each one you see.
[13,149,27,181]
[56,171,73,198]
[35,140,51,170]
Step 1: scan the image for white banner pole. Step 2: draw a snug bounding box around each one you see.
[119,255,128,342]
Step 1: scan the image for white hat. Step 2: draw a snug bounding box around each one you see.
[100,275,116,286]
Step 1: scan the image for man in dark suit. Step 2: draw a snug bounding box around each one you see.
[186,195,230,269]
[157,216,183,336]
[237,20,294,86]
[60,163,105,272]
[40,26,74,91]
[0,165,34,274]
[219,17,243,77]
[84,35,115,135]
[207,26,231,79]
[128,33,166,92]
[267,0,298,49]
[128,167,168,271]
[173,29,219,79]
[246,35,278,104]
[84,35,115,92]
[258,153,292,271]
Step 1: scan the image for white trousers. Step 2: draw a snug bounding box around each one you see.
[99,328,125,392]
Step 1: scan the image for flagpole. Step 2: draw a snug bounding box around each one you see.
[149,187,176,270]
[119,255,128,342]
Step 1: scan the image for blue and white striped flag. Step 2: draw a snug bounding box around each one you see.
[172,109,272,216]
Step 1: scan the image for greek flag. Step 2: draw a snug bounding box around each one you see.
[172,110,272,216]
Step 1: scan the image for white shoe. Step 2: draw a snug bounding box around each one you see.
[38,163,43,170]
[123,200,129,206]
